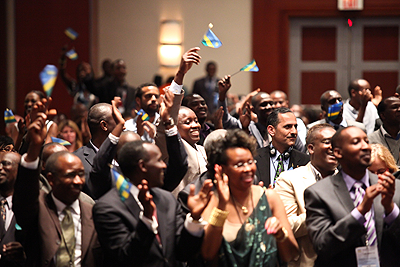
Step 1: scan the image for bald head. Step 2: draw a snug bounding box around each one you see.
[41,143,68,173]
[116,131,141,159]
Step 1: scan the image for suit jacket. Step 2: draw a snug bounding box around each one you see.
[307,118,366,132]
[275,163,317,267]
[13,165,102,267]
[74,142,97,197]
[304,171,400,267]
[254,146,310,186]
[93,187,202,267]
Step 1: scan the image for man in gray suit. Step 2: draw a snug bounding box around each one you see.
[307,90,366,132]
[305,126,400,266]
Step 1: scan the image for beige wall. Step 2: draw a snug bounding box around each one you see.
[98,0,252,95]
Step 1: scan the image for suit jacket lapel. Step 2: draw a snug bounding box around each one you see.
[256,147,271,185]
[152,191,166,254]
[80,201,95,262]
[331,172,355,213]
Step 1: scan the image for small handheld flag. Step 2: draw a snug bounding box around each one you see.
[137,109,150,121]
[327,102,343,121]
[4,109,17,124]
[66,49,78,60]
[64,27,79,40]
[50,137,71,146]
[111,167,132,202]
[201,23,222,48]
[231,60,259,77]
[40,65,58,97]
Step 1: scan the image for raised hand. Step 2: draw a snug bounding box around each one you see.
[159,88,174,123]
[179,47,201,75]
[371,86,382,107]
[111,96,125,125]
[214,164,230,210]
[213,107,224,129]
[218,75,231,102]
[356,184,380,215]
[239,102,252,131]
[187,179,214,220]
[138,179,156,219]
[377,171,395,214]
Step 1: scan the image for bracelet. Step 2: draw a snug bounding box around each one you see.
[208,207,229,227]
[275,227,289,243]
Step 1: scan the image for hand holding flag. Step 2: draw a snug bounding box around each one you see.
[39,65,58,97]
[201,23,222,48]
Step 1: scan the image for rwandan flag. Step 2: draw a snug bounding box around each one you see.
[201,29,222,48]
[240,60,259,72]
[4,109,16,124]
[51,137,71,146]
[66,49,78,60]
[40,65,58,97]
[65,27,79,40]
[137,109,150,121]
[111,168,132,202]
[327,102,343,121]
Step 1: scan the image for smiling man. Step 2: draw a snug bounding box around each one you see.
[305,126,400,266]
[175,107,207,196]
[275,124,337,267]
[255,107,309,186]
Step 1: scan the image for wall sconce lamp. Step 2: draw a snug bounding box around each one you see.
[159,20,182,67]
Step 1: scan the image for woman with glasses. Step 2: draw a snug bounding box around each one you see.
[369,143,399,176]
[198,129,298,266]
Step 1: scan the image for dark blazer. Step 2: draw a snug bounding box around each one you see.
[13,165,102,267]
[93,187,202,267]
[254,146,310,186]
[74,142,97,197]
[305,171,400,267]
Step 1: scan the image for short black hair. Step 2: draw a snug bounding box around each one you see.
[206,129,257,177]
[135,83,158,99]
[377,96,398,119]
[267,107,292,127]
[348,79,360,98]
[118,140,151,179]
[330,126,347,149]
[87,103,112,136]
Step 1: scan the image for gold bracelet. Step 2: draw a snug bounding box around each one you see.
[208,207,229,227]
[275,227,289,242]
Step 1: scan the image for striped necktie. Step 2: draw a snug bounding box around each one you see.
[353,182,377,246]
[274,155,284,182]
[0,199,7,222]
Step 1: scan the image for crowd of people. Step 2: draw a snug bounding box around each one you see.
[1,46,400,267]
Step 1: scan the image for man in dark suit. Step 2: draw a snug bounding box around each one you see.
[93,140,211,267]
[255,107,309,186]
[305,126,400,267]
[192,61,220,115]
[74,102,116,197]
[13,102,102,267]
[0,151,25,266]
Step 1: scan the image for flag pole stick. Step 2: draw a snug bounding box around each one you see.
[230,70,241,77]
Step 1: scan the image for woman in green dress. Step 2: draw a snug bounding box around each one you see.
[199,129,299,266]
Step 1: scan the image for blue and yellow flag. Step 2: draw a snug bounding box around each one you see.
[4,109,16,124]
[201,28,222,48]
[66,49,78,60]
[51,137,71,146]
[40,65,58,97]
[327,102,343,121]
[240,60,259,72]
[65,27,79,40]
[137,109,150,121]
[111,168,132,202]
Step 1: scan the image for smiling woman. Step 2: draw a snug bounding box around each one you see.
[199,129,299,266]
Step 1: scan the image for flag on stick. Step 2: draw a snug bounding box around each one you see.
[231,60,260,77]
[4,109,16,124]
[50,137,71,146]
[201,23,222,48]
[40,65,58,97]
[64,27,79,40]
[66,49,78,60]
[137,109,150,121]
[111,167,132,202]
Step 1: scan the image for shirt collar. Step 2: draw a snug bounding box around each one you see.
[310,164,338,180]
[342,169,370,192]
[51,193,81,217]
[90,140,99,153]
[380,125,400,139]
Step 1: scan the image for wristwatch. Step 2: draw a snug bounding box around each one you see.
[162,117,175,127]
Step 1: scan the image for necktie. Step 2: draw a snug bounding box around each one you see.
[353,182,377,246]
[0,199,7,222]
[57,207,76,267]
[274,155,284,183]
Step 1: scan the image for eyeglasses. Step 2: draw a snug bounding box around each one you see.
[232,159,257,169]
[0,160,13,168]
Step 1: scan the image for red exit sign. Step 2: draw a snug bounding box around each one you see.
[338,0,364,10]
